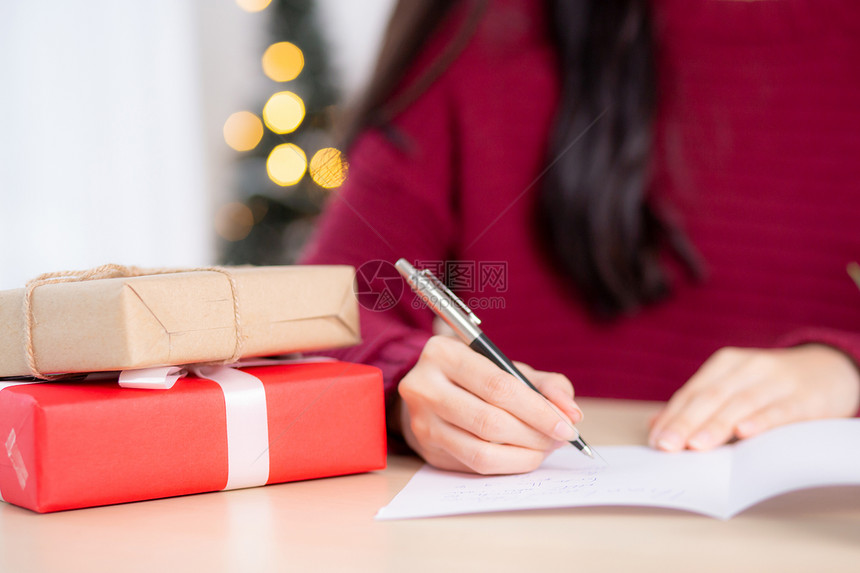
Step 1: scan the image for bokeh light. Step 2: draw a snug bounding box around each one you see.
[215,202,255,241]
[309,147,348,189]
[262,91,306,134]
[262,42,304,82]
[222,111,264,152]
[267,143,307,186]
[247,195,269,223]
[235,0,272,13]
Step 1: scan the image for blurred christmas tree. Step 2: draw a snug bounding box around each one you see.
[219,0,347,266]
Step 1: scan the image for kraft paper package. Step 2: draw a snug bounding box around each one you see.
[0,265,360,378]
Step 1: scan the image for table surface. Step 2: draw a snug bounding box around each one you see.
[1,398,858,573]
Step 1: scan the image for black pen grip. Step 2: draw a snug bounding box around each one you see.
[469,334,541,395]
[469,334,592,454]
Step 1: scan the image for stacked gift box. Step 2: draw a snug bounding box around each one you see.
[0,265,386,513]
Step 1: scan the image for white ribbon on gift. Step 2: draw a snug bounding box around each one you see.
[120,356,335,491]
[191,365,271,491]
[118,366,185,390]
[117,357,336,390]
[0,380,44,502]
[1,357,336,500]
[0,371,270,499]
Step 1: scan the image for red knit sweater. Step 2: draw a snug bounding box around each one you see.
[301,0,860,408]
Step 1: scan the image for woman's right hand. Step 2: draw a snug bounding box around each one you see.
[396,335,584,474]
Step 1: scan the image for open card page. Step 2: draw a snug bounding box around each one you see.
[376,419,860,520]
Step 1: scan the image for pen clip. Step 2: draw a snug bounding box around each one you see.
[419,269,481,326]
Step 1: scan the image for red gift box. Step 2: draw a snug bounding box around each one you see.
[0,361,386,513]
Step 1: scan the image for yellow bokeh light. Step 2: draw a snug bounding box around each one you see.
[262,91,306,134]
[267,143,307,186]
[215,202,254,242]
[262,42,304,82]
[235,0,272,13]
[309,147,348,189]
[222,111,264,152]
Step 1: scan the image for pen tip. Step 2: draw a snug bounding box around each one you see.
[581,445,595,459]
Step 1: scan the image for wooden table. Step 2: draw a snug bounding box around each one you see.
[1,399,858,572]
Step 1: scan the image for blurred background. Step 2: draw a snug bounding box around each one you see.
[0,0,394,290]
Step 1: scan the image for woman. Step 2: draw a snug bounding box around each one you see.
[301,0,860,474]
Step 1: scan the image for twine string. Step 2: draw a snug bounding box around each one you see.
[23,264,245,379]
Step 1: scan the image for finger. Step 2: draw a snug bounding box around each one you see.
[649,349,750,449]
[424,337,578,442]
[415,413,551,475]
[650,380,750,452]
[512,361,539,379]
[677,351,807,449]
[446,423,551,475]
[406,339,569,449]
[651,350,796,451]
[397,386,476,473]
[650,348,747,435]
[429,380,560,450]
[513,362,575,399]
[685,382,794,450]
[734,398,812,440]
[730,346,860,439]
[518,365,583,425]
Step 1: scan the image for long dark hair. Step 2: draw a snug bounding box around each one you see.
[341,0,703,318]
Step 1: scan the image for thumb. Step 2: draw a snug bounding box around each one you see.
[515,363,582,425]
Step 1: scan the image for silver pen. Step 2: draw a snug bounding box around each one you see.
[395,258,595,459]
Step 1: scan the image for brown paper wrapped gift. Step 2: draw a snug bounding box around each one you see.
[0,265,360,378]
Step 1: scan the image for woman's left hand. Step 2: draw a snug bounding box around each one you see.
[648,344,860,452]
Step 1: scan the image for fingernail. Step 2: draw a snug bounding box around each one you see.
[688,431,713,450]
[569,406,583,425]
[655,431,683,452]
[552,420,577,441]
